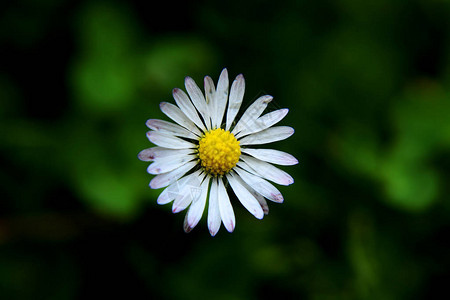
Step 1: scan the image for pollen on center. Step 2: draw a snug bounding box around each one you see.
[197,128,241,176]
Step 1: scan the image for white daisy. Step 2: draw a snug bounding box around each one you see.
[138,68,298,236]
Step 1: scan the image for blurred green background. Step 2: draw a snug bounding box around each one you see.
[1,0,450,299]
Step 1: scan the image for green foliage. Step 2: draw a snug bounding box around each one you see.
[70,3,140,114]
[2,0,450,299]
[336,85,450,211]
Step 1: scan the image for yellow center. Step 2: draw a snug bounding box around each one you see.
[198,128,241,176]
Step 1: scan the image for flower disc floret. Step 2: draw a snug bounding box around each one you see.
[198,128,241,176]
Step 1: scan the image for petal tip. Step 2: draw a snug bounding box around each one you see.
[138,150,154,161]
[150,178,162,190]
[220,68,229,79]
[146,131,154,140]
[156,193,167,204]
[263,95,274,103]
[225,222,235,233]
[274,193,284,203]
[147,164,160,175]
[209,228,218,237]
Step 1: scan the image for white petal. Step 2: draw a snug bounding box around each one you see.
[171,171,205,213]
[138,148,158,162]
[184,176,211,232]
[207,178,221,236]
[146,119,198,139]
[238,126,294,146]
[225,74,245,131]
[231,95,272,135]
[149,160,196,189]
[204,76,215,104]
[238,178,270,215]
[258,196,269,215]
[214,68,229,128]
[147,154,196,175]
[185,77,211,130]
[172,88,206,131]
[157,170,202,205]
[204,75,218,128]
[226,173,264,219]
[146,131,195,149]
[159,102,202,136]
[234,167,284,203]
[241,148,298,166]
[236,108,289,138]
[138,147,194,162]
[238,155,294,186]
[217,177,235,232]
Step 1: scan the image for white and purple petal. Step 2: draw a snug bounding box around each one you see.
[171,171,206,213]
[147,154,196,175]
[185,76,211,130]
[225,74,245,131]
[147,131,195,149]
[149,160,197,189]
[241,148,298,166]
[234,167,284,203]
[138,147,194,162]
[213,68,229,128]
[226,172,264,219]
[159,102,202,136]
[146,119,198,139]
[238,126,294,146]
[207,178,221,236]
[236,108,289,138]
[238,155,294,186]
[204,76,215,103]
[231,95,273,136]
[217,177,235,232]
[184,176,211,232]
[157,170,203,205]
[172,88,206,131]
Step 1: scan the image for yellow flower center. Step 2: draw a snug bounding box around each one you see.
[198,128,241,176]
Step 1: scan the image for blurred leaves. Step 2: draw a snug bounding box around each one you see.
[70,3,139,114]
[144,37,217,90]
[347,210,422,300]
[2,0,450,299]
[335,82,450,211]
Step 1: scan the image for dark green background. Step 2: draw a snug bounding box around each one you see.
[2,0,450,299]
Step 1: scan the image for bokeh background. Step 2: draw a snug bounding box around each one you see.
[2,0,450,299]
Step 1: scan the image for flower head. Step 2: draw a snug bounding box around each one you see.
[138,69,297,235]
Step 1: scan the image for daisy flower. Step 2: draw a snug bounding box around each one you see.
[138,68,297,235]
